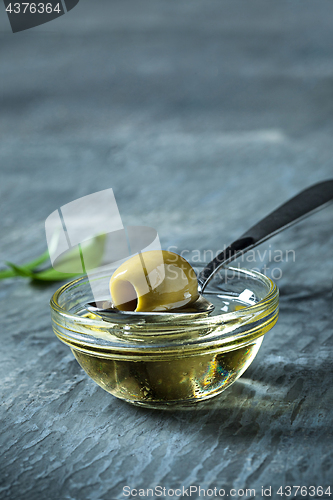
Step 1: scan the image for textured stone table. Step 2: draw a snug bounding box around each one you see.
[0,1,332,499]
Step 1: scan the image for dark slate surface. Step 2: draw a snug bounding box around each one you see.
[0,1,332,499]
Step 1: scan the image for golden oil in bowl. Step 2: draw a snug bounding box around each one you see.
[50,267,278,408]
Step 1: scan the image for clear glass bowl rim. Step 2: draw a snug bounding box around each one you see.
[50,267,279,358]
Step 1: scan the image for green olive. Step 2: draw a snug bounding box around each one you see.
[109,250,199,312]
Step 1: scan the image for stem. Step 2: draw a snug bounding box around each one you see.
[0,269,17,280]
[0,249,50,281]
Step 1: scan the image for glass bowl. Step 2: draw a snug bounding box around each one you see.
[50,267,279,409]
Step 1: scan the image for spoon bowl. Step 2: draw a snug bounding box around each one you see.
[85,294,215,323]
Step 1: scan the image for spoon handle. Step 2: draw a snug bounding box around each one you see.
[198,180,333,292]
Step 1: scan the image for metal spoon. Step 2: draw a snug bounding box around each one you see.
[85,294,214,324]
[85,180,333,323]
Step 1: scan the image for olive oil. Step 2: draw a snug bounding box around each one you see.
[73,291,262,407]
[73,341,262,407]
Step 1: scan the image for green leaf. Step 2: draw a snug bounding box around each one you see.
[32,234,107,281]
[0,251,50,280]
[5,262,34,278]
[0,236,52,280]
[0,268,17,280]
[0,233,107,283]
[5,261,79,282]
[0,250,50,280]
[31,268,81,282]
[51,234,106,274]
